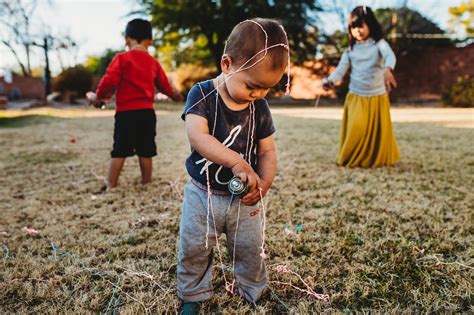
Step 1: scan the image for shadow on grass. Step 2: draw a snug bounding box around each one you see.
[0,115,66,128]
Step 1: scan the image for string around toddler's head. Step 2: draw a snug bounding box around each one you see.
[184,19,291,116]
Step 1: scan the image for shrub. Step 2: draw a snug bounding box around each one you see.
[442,74,474,107]
[174,63,217,95]
[53,66,93,103]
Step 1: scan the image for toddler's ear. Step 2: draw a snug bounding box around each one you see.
[221,54,233,74]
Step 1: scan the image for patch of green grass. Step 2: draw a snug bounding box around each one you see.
[0,115,64,128]
[0,110,472,313]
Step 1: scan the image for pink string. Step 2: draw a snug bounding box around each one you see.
[273,265,329,301]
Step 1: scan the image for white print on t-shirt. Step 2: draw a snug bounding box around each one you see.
[195,125,243,185]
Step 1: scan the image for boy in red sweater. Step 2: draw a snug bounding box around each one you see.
[92,19,183,191]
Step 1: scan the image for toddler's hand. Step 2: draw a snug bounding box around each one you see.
[383,68,397,93]
[231,161,258,194]
[241,178,270,206]
[322,78,335,91]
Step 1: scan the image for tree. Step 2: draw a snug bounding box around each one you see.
[52,65,93,103]
[376,7,452,54]
[448,1,474,38]
[1,0,78,96]
[321,6,452,58]
[84,49,122,76]
[135,0,321,70]
[155,32,214,70]
[0,0,38,76]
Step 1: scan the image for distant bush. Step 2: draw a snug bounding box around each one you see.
[442,75,474,107]
[175,63,217,95]
[53,66,93,103]
[84,49,121,76]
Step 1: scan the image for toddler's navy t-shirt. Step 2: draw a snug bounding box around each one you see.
[182,80,276,191]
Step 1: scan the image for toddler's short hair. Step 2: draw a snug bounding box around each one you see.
[225,18,289,70]
[125,19,153,42]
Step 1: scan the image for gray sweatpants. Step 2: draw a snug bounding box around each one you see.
[177,179,267,303]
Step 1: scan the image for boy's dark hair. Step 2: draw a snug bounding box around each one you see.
[348,6,383,49]
[224,18,289,70]
[125,19,152,42]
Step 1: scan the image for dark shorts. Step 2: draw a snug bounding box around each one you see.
[111,109,157,158]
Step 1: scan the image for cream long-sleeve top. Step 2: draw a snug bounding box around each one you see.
[326,38,396,96]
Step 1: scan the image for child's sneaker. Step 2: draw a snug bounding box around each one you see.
[179,301,200,315]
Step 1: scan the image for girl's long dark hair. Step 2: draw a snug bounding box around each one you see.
[348,6,383,49]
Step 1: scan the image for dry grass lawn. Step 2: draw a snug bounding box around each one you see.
[0,105,472,313]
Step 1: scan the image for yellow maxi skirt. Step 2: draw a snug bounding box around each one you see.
[337,93,400,168]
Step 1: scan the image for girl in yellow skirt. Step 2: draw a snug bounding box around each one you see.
[323,6,400,168]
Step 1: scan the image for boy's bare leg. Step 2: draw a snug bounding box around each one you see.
[108,157,126,189]
[139,157,152,184]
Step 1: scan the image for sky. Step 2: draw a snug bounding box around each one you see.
[0,0,467,75]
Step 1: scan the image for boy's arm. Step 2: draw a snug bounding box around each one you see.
[155,61,184,102]
[241,135,277,206]
[185,113,259,191]
[96,55,121,100]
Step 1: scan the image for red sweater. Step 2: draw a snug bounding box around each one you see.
[96,50,173,112]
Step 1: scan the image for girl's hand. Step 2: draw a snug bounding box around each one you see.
[384,68,397,93]
[322,79,335,91]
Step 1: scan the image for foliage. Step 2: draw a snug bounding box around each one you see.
[0,1,78,77]
[155,33,214,71]
[442,74,474,107]
[84,55,100,75]
[52,65,93,101]
[136,0,321,69]
[0,0,39,76]
[448,0,474,35]
[320,30,348,56]
[322,7,452,57]
[174,63,217,95]
[375,7,452,54]
[84,49,122,76]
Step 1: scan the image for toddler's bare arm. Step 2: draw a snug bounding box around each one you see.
[185,114,259,191]
[241,135,276,206]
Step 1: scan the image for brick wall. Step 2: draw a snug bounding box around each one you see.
[0,74,45,100]
[289,44,474,102]
[393,45,474,101]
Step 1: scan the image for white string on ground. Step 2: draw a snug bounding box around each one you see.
[314,94,321,107]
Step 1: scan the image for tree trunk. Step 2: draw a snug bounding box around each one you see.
[205,34,223,72]
[25,44,32,76]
